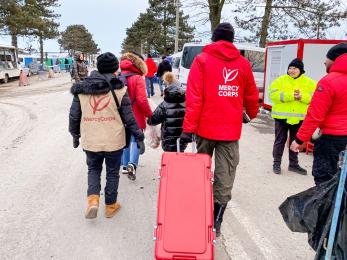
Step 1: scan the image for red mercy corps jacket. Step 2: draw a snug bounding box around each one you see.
[183,40,259,141]
[296,53,347,143]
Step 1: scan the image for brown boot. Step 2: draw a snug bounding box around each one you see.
[105,202,121,218]
[85,195,100,219]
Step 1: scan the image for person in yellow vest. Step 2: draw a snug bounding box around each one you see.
[269,58,316,175]
[69,52,145,219]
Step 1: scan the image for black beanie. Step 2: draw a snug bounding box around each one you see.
[211,23,235,43]
[326,43,347,61]
[97,52,119,74]
[288,58,305,74]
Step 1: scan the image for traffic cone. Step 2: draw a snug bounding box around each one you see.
[19,70,29,86]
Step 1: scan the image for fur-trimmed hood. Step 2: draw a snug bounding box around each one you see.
[120,52,148,76]
[70,70,124,95]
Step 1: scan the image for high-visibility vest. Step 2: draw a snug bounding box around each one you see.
[269,74,316,125]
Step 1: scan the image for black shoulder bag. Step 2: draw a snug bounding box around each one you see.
[110,88,132,148]
[103,76,131,148]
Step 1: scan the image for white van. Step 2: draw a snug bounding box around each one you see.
[170,51,182,79]
[179,42,265,100]
[179,43,204,88]
[0,45,20,83]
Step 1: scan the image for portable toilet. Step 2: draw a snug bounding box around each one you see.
[24,57,33,67]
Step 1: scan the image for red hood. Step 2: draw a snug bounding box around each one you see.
[330,53,347,74]
[120,59,142,75]
[203,40,241,61]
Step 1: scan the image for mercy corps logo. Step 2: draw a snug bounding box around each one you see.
[83,95,116,123]
[218,67,240,97]
[223,67,238,84]
[89,95,111,115]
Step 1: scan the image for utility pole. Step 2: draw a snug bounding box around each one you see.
[175,0,180,53]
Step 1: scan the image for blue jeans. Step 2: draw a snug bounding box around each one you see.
[85,150,122,205]
[121,136,140,168]
[145,77,154,97]
[159,79,165,94]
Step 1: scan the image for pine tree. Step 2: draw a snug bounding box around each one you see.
[25,0,60,63]
[0,0,60,60]
[148,0,194,54]
[59,25,99,56]
[0,0,28,50]
[121,12,158,55]
[122,0,194,55]
[148,0,176,54]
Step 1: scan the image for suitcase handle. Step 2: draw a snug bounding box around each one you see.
[177,135,197,153]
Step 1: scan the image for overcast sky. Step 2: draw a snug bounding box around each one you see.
[50,0,149,55]
[0,0,346,55]
[1,0,149,56]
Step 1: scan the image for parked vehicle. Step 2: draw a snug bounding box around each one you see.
[238,44,265,101]
[0,45,20,83]
[170,51,182,79]
[179,43,204,89]
[18,56,40,77]
[178,42,265,100]
[28,60,39,75]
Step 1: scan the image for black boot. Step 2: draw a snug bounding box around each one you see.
[273,163,281,174]
[214,202,227,237]
[288,165,307,175]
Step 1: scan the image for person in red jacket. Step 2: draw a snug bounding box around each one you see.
[120,51,153,180]
[180,23,259,237]
[291,43,347,185]
[145,53,158,98]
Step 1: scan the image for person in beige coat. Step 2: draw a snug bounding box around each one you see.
[69,52,145,219]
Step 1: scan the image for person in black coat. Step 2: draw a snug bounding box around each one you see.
[156,56,172,96]
[69,70,144,148]
[147,72,186,152]
[69,52,145,219]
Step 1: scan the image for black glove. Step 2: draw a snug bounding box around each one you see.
[242,111,251,124]
[180,132,193,143]
[73,136,80,148]
[137,140,145,155]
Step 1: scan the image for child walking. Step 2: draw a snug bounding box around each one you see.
[147,72,187,152]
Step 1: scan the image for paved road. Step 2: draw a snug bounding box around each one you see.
[0,74,315,259]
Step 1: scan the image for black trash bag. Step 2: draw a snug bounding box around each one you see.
[279,177,338,249]
[315,196,347,260]
[334,200,347,260]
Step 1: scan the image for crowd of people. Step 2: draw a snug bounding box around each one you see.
[68,22,347,239]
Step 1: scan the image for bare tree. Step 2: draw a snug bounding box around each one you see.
[244,50,265,71]
[182,0,233,32]
[233,0,347,47]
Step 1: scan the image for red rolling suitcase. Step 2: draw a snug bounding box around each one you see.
[154,141,215,260]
